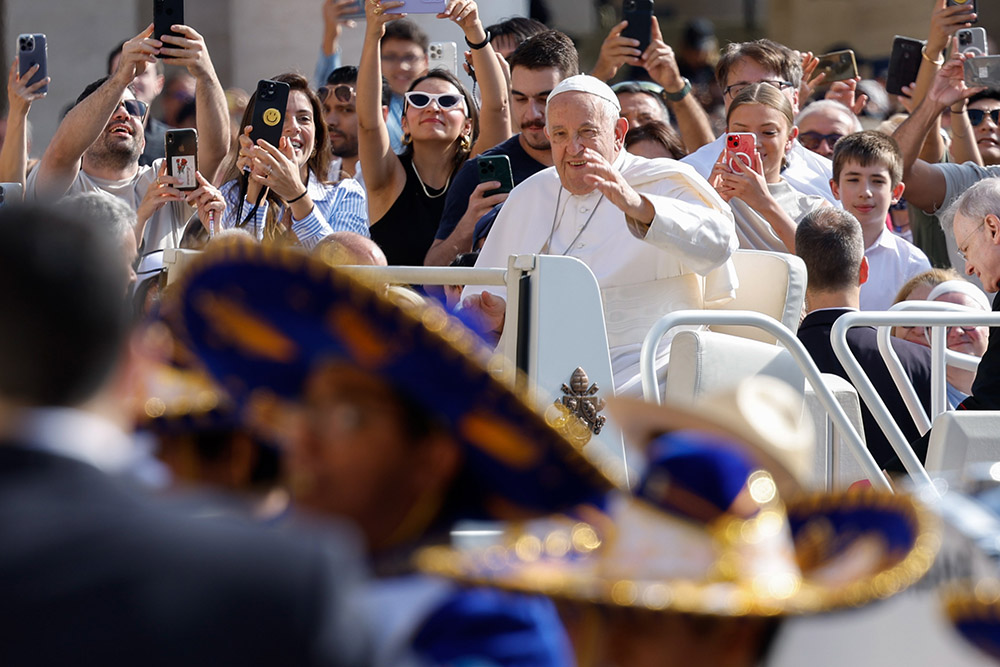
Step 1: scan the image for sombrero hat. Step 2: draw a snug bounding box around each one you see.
[943,581,1000,662]
[417,378,940,617]
[162,241,622,518]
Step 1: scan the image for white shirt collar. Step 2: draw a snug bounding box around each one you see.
[865,226,893,253]
[11,407,137,474]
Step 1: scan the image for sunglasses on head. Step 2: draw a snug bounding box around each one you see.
[968,108,1000,126]
[404,91,465,111]
[119,99,148,119]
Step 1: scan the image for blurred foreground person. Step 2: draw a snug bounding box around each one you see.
[419,377,939,667]
[168,240,624,665]
[0,204,370,666]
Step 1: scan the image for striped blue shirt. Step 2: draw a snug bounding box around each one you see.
[220,170,369,249]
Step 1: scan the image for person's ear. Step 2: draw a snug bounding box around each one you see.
[614,116,629,148]
[986,213,1000,245]
[829,178,841,201]
[891,181,905,203]
[859,255,870,286]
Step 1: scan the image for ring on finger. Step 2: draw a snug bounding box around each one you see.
[373,5,384,14]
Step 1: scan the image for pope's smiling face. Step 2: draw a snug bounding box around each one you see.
[546,91,626,196]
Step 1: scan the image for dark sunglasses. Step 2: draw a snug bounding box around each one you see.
[797,131,844,151]
[968,108,1000,126]
[404,91,465,111]
[119,99,148,119]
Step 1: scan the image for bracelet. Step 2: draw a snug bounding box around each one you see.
[465,29,491,51]
[285,189,308,204]
[664,78,692,102]
[921,45,944,66]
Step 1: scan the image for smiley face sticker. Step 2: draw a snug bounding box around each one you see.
[262,108,282,127]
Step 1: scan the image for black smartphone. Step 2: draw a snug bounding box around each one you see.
[947,0,978,23]
[249,79,290,149]
[0,183,24,207]
[478,155,514,198]
[17,34,47,94]
[153,0,185,54]
[622,0,654,55]
[342,0,365,19]
[965,55,1000,88]
[814,49,858,83]
[165,128,198,192]
[886,36,924,96]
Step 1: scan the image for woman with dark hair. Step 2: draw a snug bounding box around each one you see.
[624,120,687,160]
[359,0,510,266]
[217,72,367,247]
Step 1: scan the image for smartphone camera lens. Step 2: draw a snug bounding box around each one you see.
[961,32,971,45]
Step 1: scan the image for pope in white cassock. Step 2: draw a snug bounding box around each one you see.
[461,75,739,396]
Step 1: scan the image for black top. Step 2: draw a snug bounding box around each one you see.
[0,445,370,666]
[370,153,451,266]
[797,308,934,472]
[961,291,1000,410]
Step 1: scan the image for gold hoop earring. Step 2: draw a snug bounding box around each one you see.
[402,133,412,146]
[459,133,471,152]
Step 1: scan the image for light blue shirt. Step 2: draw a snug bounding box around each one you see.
[220,170,369,249]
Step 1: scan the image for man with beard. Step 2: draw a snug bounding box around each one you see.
[425,30,579,266]
[28,25,228,276]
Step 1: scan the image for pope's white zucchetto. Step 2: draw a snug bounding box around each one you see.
[546,75,622,112]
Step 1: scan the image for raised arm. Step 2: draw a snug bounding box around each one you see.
[313,0,355,86]
[32,26,157,198]
[0,59,48,186]
[160,25,229,183]
[893,45,983,212]
[441,0,510,154]
[357,1,406,198]
[642,18,713,152]
[946,98,982,165]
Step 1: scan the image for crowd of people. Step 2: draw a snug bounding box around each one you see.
[6,0,1000,663]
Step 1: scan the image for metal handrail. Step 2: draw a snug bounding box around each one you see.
[879,302,985,434]
[336,265,507,286]
[831,311,1000,487]
[640,310,893,491]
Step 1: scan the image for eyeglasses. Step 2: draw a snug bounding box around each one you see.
[957,218,988,261]
[404,91,466,112]
[723,79,794,98]
[967,108,1000,126]
[320,84,356,105]
[798,131,844,151]
[118,99,148,119]
[382,53,423,67]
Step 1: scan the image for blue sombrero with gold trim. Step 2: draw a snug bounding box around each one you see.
[417,379,940,617]
[163,241,620,518]
[944,582,1000,662]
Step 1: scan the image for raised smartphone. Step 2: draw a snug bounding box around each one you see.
[886,36,924,96]
[0,183,24,207]
[165,128,198,191]
[387,0,447,15]
[249,79,290,149]
[965,55,1000,88]
[725,132,758,171]
[429,42,459,76]
[958,27,988,57]
[153,0,185,52]
[17,34,47,94]
[478,155,514,198]
[622,0,654,54]
[814,49,858,83]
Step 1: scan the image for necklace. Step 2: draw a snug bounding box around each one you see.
[410,159,451,199]
[540,187,605,255]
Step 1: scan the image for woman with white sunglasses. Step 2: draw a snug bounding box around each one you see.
[359,0,510,266]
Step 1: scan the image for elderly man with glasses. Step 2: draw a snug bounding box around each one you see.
[27,24,228,277]
[680,39,838,205]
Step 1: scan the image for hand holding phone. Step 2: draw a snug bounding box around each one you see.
[386,0,447,14]
[814,50,858,84]
[725,133,758,172]
[947,0,978,23]
[17,34,47,95]
[622,0,654,54]
[478,155,514,198]
[886,36,924,96]
[153,0,185,55]
[165,129,198,192]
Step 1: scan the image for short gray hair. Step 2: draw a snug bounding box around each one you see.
[58,192,136,243]
[794,100,862,132]
[939,176,1000,237]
